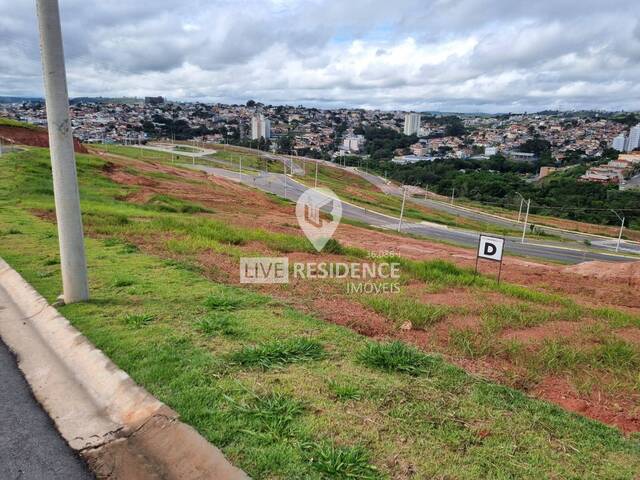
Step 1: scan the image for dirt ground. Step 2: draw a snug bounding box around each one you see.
[88,151,640,433]
[0,124,87,153]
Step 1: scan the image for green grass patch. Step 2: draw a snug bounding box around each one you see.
[230,338,325,369]
[362,295,448,329]
[305,442,381,480]
[196,313,243,338]
[122,313,155,328]
[327,380,363,401]
[358,341,442,375]
[145,193,211,214]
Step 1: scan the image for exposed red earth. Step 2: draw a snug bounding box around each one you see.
[0,124,87,153]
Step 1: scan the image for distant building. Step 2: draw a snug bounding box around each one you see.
[251,114,271,140]
[484,146,498,156]
[612,133,627,152]
[626,124,640,152]
[144,96,164,105]
[410,139,430,156]
[403,113,421,136]
[539,166,559,179]
[392,154,435,165]
[580,154,640,185]
[342,134,365,153]
[506,151,537,162]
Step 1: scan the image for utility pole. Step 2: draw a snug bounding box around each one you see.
[239,155,242,180]
[521,199,531,244]
[424,184,428,201]
[611,210,625,253]
[36,0,89,303]
[450,188,455,205]
[398,187,407,232]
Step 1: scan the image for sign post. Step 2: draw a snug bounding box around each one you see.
[475,235,505,284]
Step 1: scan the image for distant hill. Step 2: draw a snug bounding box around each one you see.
[69,96,142,105]
[0,96,43,104]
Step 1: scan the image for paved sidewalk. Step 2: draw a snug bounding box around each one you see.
[0,321,93,479]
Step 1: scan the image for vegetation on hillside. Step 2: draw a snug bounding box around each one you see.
[1,147,639,478]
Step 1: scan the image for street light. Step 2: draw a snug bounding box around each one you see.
[611,209,625,253]
[515,192,526,223]
[521,199,531,244]
[36,0,89,303]
[398,187,407,232]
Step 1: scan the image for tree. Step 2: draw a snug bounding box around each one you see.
[277,134,294,154]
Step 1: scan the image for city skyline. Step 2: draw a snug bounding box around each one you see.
[1,1,640,113]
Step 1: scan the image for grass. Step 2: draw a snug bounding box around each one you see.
[122,313,155,328]
[145,193,212,213]
[204,287,267,311]
[357,341,443,376]
[327,380,363,401]
[230,392,305,438]
[196,313,243,338]
[305,442,381,480]
[0,117,43,130]
[230,338,325,369]
[449,328,493,359]
[361,295,449,329]
[1,147,640,478]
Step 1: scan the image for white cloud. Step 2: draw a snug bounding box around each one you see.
[0,0,639,112]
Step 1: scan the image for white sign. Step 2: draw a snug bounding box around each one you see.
[477,235,504,262]
[295,187,342,252]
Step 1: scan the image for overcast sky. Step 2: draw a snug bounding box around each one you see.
[1,0,640,112]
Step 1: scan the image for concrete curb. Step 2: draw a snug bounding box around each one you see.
[0,258,249,480]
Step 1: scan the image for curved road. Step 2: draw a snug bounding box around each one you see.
[186,164,637,264]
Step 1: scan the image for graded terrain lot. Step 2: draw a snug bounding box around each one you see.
[1,145,640,479]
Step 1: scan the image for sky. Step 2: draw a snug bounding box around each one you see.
[1,0,640,113]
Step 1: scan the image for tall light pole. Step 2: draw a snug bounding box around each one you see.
[611,209,625,253]
[398,187,407,232]
[450,187,455,205]
[283,160,287,200]
[36,0,89,303]
[515,192,525,223]
[521,199,531,244]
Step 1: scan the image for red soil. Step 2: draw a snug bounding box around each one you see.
[534,376,640,433]
[0,124,87,153]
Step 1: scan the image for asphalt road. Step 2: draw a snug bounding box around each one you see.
[198,145,640,257]
[0,339,93,479]
[187,164,637,264]
[349,168,640,255]
[136,143,217,158]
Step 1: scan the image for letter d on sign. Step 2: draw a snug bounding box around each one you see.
[477,235,504,262]
[484,243,497,257]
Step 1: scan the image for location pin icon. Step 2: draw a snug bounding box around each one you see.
[295,187,342,252]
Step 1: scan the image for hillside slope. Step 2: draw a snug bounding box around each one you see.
[0,146,639,478]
